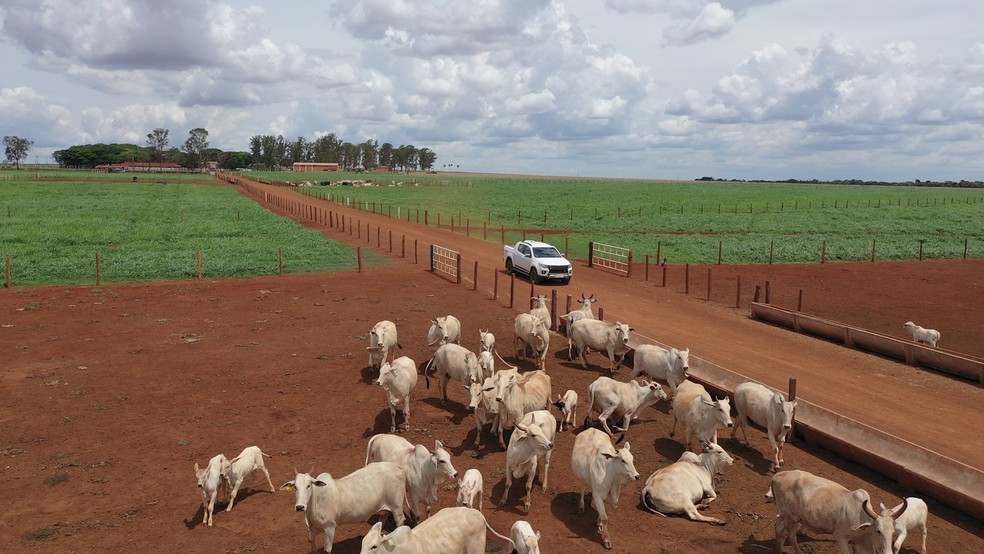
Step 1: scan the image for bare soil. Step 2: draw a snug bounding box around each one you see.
[1,179,981,553]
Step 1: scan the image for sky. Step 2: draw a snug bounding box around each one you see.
[2,0,983,181]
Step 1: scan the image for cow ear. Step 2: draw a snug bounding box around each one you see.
[623,442,631,451]
[194,463,200,472]
[601,452,616,460]
[279,481,295,491]
[313,480,328,487]
[371,521,384,534]
[435,440,444,451]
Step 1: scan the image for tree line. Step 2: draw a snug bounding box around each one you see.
[247,133,436,172]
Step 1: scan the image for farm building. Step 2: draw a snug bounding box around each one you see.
[292,162,340,171]
[95,161,188,173]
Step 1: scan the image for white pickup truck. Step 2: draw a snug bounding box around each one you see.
[503,240,573,284]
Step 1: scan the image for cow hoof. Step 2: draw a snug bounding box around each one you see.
[602,540,612,550]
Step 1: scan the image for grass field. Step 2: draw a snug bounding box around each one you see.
[0,178,366,286]
[254,170,984,264]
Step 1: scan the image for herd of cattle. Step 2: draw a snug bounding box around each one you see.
[194,294,930,553]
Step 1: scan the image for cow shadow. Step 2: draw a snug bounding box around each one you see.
[725,437,774,475]
[740,533,832,553]
[359,365,378,385]
[449,428,503,458]
[653,436,687,463]
[490,474,552,516]
[361,409,400,439]
[549,490,604,545]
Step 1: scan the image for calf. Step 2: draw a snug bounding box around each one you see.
[367,320,401,370]
[466,376,500,447]
[477,350,495,379]
[427,315,461,349]
[568,319,633,373]
[731,381,797,471]
[281,463,406,553]
[479,329,496,353]
[359,506,513,554]
[570,428,640,550]
[194,453,230,527]
[879,497,928,554]
[585,376,667,437]
[377,356,419,432]
[510,520,541,554]
[513,313,549,371]
[903,321,940,347]
[456,468,484,511]
[425,343,482,406]
[495,370,552,449]
[501,410,557,512]
[552,389,579,432]
[641,440,735,524]
[628,344,690,396]
[365,434,458,523]
[670,380,733,451]
[225,445,276,512]
[771,469,907,554]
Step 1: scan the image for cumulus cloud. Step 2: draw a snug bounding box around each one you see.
[604,0,785,45]
[0,86,74,147]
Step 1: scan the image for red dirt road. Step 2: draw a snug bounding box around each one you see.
[0,178,981,553]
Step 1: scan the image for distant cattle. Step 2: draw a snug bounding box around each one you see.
[903,321,940,347]
[731,382,797,472]
[501,410,557,513]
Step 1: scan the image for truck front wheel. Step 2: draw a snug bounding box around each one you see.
[505,258,514,274]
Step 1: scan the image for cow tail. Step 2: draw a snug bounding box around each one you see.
[483,516,515,553]
[641,491,667,517]
[365,435,378,466]
[423,355,437,389]
[582,387,596,431]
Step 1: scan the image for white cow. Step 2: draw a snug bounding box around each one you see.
[731,382,797,472]
[903,321,940,347]
[561,293,598,333]
[281,463,407,553]
[365,434,458,523]
[479,329,496,353]
[466,376,500,447]
[530,295,551,330]
[770,469,907,554]
[585,377,668,437]
[359,507,513,554]
[552,389,579,432]
[425,343,482,406]
[495,370,552,449]
[367,320,401,370]
[456,468,484,511]
[568,319,633,373]
[570,428,640,550]
[510,520,541,554]
[879,497,928,554]
[194,453,230,527]
[670,380,733,451]
[641,440,735,524]
[376,356,419,432]
[513,313,550,371]
[628,344,690,396]
[224,445,276,512]
[501,410,557,512]
[477,350,495,379]
[427,315,461,349]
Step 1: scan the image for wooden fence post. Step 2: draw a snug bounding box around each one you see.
[707,267,712,300]
[456,254,462,284]
[787,377,798,441]
[684,263,690,294]
[278,248,283,276]
[401,235,406,258]
[919,240,925,261]
[588,242,595,268]
[765,280,771,304]
[645,255,650,282]
[414,240,418,264]
[871,240,876,262]
[821,240,827,264]
[718,241,722,265]
[626,251,633,278]
[656,241,661,266]
[550,289,558,330]
[357,247,362,273]
[662,265,667,287]
[736,275,741,308]
[493,269,499,300]
[95,253,101,285]
[4,254,10,288]
[598,307,604,321]
[509,274,515,309]
[798,289,804,312]
[473,261,478,290]
[964,238,969,259]
[501,226,505,244]
[197,250,202,280]
[769,240,774,265]
[389,230,393,253]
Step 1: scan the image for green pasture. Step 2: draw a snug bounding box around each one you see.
[256,170,984,264]
[0,178,367,287]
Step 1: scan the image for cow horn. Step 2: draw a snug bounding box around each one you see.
[891,498,908,520]
[862,499,879,520]
[580,293,586,300]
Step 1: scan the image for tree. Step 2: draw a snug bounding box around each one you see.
[182,128,209,170]
[146,128,169,163]
[3,136,33,169]
[418,148,436,172]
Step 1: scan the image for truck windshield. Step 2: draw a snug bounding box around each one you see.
[533,247,562,258]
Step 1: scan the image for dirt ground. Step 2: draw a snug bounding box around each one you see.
[1,179,982,553]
